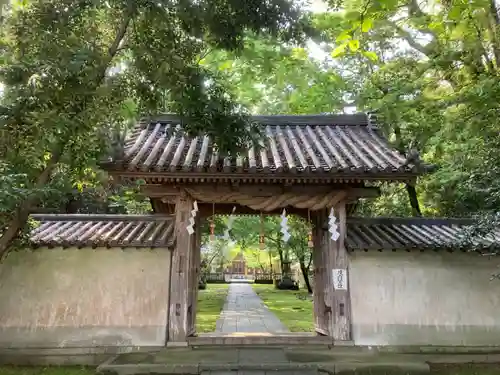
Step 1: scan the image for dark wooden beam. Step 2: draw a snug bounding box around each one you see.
[107,170,419,184]
[150,199,311,217]
[30,213,172,221]
[142,183,380,201]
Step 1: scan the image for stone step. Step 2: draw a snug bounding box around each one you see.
[96,347,431,375]
[97,361,430,375]
[200,363,319,373]
[201,369,318,375]
[98,362,320,375]
[188,334,333,347]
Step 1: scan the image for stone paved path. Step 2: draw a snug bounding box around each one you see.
[215,283,290,333]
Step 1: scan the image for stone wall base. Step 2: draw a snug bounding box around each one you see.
[0,346,163,366]
[2,344,500,366]
[352,323,500,347]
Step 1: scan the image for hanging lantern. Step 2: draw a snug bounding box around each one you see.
[209,220,216,242]
[259,235,266,250]
[307,230,314,248]
[307,210,314,248]
[209,203,216,242]
[259,212,266,249]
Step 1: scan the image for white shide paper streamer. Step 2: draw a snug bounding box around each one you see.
[280,208,291,243]
[186,200,198,235]
[328,208,340,241]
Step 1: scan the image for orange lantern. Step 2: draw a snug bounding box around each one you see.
[259,212,266,249]
[307,230,314,248]
[209,220,216,242]
[307,210,313,248]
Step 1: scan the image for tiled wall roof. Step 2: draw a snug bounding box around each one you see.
[347,217,500,251]
[29,215,497,251]
[29,214,175,249]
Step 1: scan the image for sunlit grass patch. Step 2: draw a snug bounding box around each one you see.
[252,283,313,332]
[196,283,230,333]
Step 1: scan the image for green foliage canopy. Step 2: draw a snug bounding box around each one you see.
[0,0,312,255]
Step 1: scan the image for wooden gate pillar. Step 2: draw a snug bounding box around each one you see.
[332,200,351,341]
[312,200,351,341]
[187,214,201,336]
[167,191,195,346]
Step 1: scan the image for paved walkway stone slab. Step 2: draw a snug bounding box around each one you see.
[216,284,289,334]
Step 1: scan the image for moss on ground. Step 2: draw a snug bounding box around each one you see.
[252,283,314,332]
[430,363,500,374]
[196,282,230,333]
[0,367,95,375]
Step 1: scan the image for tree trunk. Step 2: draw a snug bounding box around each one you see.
[489,0,500,66]
[406,183,422,217]
[0,4,134,260]
[65,193,80,213]
[393,125,423,217]
[0,211,28,260]
[0,150,62,259]
[277,239,284,274]
[492,0,500,24]
[299,257,313,293]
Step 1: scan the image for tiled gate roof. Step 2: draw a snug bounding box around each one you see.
[28,215,500,251]
[102,114,429,181]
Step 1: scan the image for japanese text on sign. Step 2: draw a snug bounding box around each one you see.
[333,268,348,290]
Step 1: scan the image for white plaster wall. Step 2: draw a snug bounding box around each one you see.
[0,247,171,348]
[349,251,500,346]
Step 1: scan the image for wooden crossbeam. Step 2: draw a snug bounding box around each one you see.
[142,183,380,200]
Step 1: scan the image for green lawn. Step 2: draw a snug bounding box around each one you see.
[252,283,314,332]
[430,364,500,375]
[0,367,94,375]
[196,283,230,333]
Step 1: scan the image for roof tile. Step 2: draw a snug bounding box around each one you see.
[115,114,422,177]
[29,214,175,249]
[28,214,500,252]
[347,217,500,251]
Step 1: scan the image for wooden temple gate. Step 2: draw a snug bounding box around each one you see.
[102,113,426,346]
[156,186,362,344]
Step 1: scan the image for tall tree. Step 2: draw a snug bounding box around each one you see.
[229,214,314,292]
[201,36,348,114]
[317,0,500,218]
[200,0,500,220]
[0,0,311,257]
